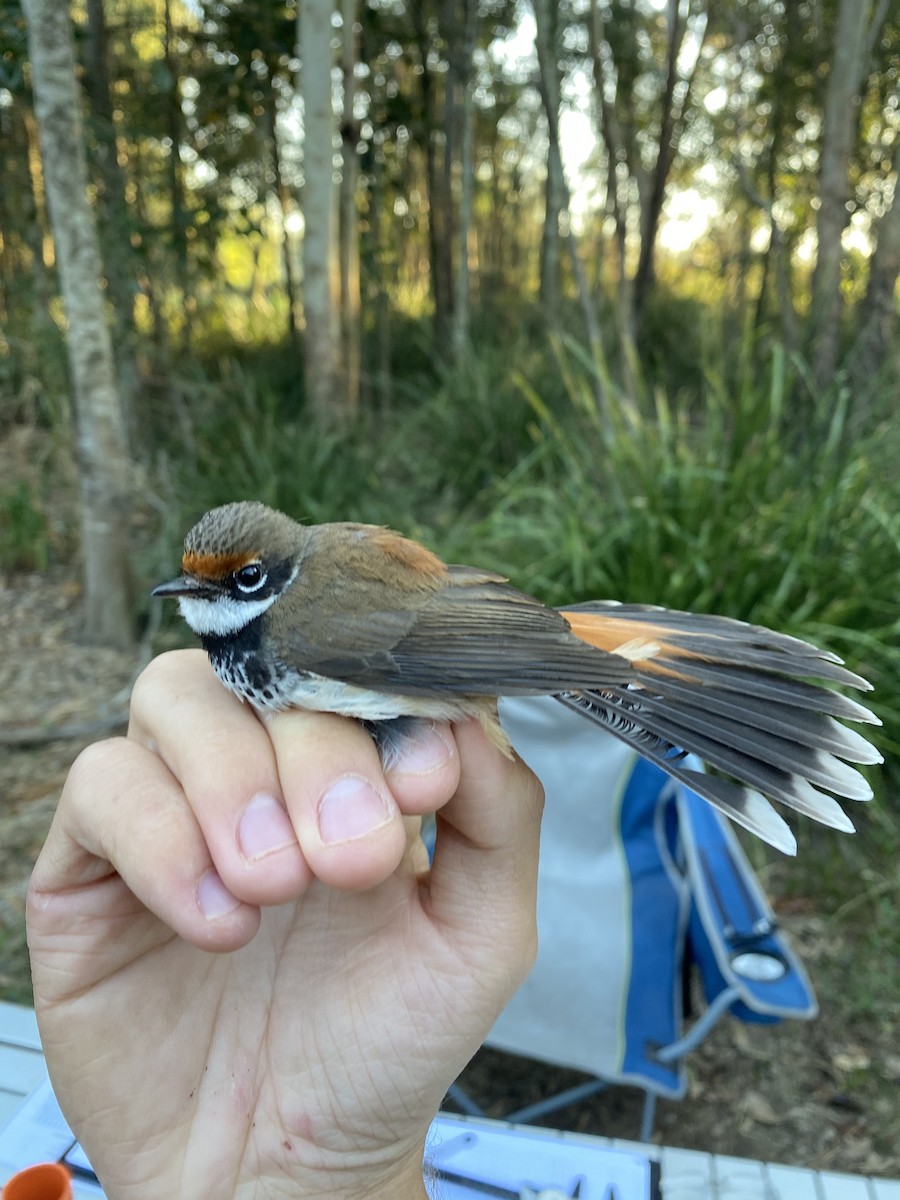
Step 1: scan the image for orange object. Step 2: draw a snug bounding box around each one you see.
[1,1162,72,1200]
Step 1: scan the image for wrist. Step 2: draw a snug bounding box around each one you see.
[225,1140,429,1200]
[92,1141,430,1200]
[312,1155,429,1200]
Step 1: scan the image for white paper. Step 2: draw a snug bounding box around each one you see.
[429,1114,654,1199]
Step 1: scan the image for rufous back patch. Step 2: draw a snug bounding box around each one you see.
[369,529,447,580]
[182,550,260,579]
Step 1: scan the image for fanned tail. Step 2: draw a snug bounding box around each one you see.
[558,602,882,854]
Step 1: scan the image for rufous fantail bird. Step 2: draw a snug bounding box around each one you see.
[152,501,882,855]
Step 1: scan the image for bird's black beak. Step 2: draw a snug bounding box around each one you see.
[152,575,218,600]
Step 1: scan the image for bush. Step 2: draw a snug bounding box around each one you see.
[0,481,50,572]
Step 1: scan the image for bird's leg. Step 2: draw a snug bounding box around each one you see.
[364,701,514,770]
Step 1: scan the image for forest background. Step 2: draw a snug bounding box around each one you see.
[1,0,899,1174]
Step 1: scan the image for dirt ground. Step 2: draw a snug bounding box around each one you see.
[1,561,898,1179]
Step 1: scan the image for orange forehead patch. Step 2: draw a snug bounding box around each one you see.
[182,550,260,580]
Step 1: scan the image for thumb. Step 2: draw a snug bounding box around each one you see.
[426,719,544,984]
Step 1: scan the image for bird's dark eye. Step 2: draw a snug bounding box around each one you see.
[234,563,267,593]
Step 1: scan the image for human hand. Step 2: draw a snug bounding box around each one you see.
[27,650,543,1200]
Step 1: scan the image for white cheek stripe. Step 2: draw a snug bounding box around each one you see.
[178,593,277,637]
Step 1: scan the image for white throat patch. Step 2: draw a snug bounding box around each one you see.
[177,593,277,637]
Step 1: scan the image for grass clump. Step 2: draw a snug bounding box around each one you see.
[0,481,50,572]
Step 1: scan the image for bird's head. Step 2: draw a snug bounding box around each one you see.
[153,502,305,638]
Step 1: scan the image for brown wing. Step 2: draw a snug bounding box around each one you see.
[270,525,633,696]
[350,572,636,696]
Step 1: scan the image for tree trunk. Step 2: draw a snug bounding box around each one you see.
[339,0,361,413]
[533,0,605,406]
[3,101,57,351]
[130,137,168,356]
[411,3,454,346]
[632,0,685,324]
[261,69,301,345]
[22,0,133,647]
[534,0,562,319]
[589,0,627,307]
[590,0,706,339]
[272,110,302,347]
[849,135,900,397]
[297,0,342,421]
[540,140,565,322]
[734,154,799,353]
[588,0,637,385]
[83,0,141,442]
[632,0,708,329]
[368,150,393,411]
[809,0,873,390]
[452,0,477,360]
[163,0,190,347]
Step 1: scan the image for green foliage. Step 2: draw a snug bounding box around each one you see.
[0,921,31,1007]
[634,287,710,392]
[454,339,899,767]
[156,320,565,533]
[0,481,49,571]
[0,328,71,432]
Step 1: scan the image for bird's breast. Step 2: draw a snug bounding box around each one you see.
[206,632,471,722]
[275,672,472,722]
[203,626,286,710]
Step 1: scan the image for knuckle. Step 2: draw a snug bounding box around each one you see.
[128,649,207,726]
[526,767,546,812]
[60,737,132,817]
[129,651,175,716]
[520,920,539,975]
[501,912,539,992]
[65,737,128,791]
[512,757,545,818]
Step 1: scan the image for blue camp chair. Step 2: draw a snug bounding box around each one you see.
[446,696,817,1139]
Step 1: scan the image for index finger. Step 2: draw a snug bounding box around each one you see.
[127,650,315,906]
[127,652,460,900]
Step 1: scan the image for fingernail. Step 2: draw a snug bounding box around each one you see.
[389,723,453,776]
[197,869,241,920]
[238,792,296,862]
[317,775,393,844]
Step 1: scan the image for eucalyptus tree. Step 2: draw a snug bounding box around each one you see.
[21,0,134,646]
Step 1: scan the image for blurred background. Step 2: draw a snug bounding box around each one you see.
[0,0,898,1174]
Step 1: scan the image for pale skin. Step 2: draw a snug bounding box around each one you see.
[26,650,544,1200]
